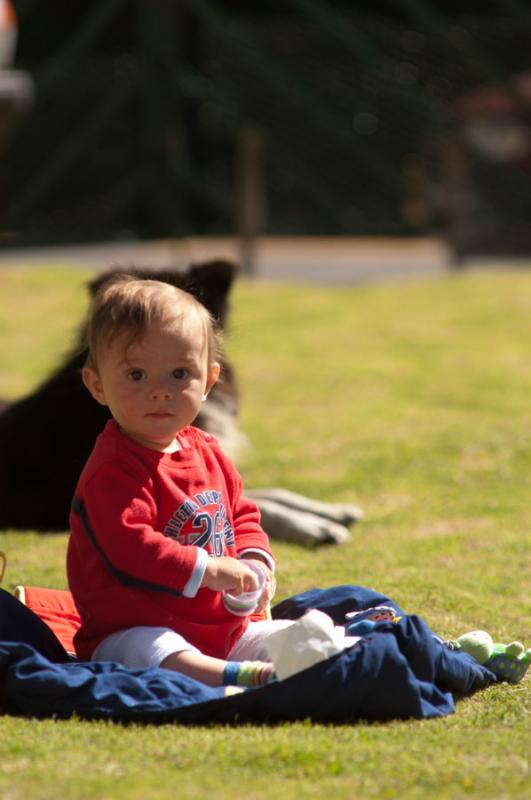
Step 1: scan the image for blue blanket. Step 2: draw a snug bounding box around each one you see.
[0,585,495,723]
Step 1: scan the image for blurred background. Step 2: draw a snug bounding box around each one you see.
[1,0,531,264]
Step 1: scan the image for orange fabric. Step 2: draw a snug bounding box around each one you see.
[20,587,81,655]
[0,1,16,26]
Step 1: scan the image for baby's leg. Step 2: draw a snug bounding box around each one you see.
[161,649,229,685]
[161,649,274,687]
[92,625,274,688]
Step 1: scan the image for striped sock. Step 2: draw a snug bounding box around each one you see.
[222,660,276,688]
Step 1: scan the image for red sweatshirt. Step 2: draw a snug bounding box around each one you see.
[67,420,274,660]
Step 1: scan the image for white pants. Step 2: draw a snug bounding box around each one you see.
[92,619,295,670]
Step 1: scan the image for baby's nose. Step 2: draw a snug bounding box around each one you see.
[150,381,173,399]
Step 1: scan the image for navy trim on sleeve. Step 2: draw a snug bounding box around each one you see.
[71,496,183,598]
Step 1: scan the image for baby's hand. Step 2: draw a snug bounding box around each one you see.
[200,556,259,594]
[243,558,276,614]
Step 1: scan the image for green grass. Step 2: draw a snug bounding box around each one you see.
[0,265,529,799]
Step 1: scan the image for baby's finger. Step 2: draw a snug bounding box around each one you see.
[240,565,259,593]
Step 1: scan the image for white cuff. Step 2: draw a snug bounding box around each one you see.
[182,547,209,598]
[238,548,275,573]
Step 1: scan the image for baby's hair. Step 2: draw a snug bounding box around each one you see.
[84,275,221,370]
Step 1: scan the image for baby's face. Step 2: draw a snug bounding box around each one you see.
[84,319,220,451]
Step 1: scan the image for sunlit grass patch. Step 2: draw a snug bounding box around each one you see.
[0,265,529,800]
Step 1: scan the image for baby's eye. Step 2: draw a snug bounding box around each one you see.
[127,369,145,382]
[172,368,189,380]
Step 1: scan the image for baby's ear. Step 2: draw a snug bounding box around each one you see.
[82,367,107,406]
[203,362,221,401]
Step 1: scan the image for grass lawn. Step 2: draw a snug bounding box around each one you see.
[0,264,529,799]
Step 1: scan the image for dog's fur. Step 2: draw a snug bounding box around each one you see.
[0,260,242,531]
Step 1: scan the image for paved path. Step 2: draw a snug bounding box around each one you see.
[0,236,455,284]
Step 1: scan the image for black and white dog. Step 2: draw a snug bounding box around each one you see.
[0,260,361,544]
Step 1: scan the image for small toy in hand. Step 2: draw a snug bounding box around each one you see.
[345,605,401,636]
[451,630,531,684]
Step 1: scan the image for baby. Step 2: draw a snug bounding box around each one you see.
[67,276,294,690]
